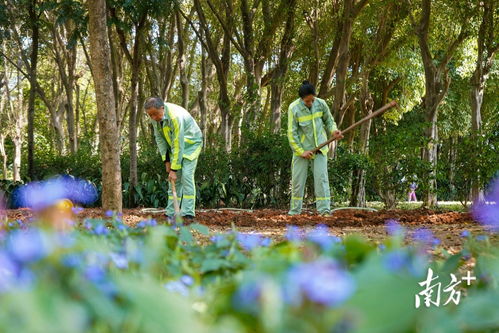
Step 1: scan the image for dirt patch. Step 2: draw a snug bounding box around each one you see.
[5,207,496,249]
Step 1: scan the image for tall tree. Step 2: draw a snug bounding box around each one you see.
[470,0,498,202]
[408,0,470,207]
[108,0,174,207]
[269,0,297,133]
[187,0,234,150]
[87,0,122,211]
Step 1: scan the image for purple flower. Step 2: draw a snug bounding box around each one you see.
[460,230,471,238]
[306,225,340,250]
[164,281,189,296]
[210,234,227,244]
[84,265,106,282]
[7,229,51,263]
[385,219,405,237]
[93,224,109,236]
[72,207,84,215]
[285,225,303,242]
[60,175,98,205]
[110,253,128,269]
[180,275,194,286]
[236,233,270,251]
[412,228,440,248]
[0,251,18,292]
[12,175,98,210]
[472,178,499,232]
[117,224,127,231]
[286,258,355,307]
[383,250,410,272]
[233,280,262,311]
[105,210,114,217]
[137,219,157,228]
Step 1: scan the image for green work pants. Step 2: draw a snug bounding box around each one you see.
[288,152,331,215]
[166,158,198,217]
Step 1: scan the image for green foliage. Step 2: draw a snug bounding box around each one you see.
[369,111,428,206]
[0,218,498,332]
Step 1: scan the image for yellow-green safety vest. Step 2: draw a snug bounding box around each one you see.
[152,103,203,170]
[287,97,337,157]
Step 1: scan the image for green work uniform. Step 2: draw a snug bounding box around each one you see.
[152,102,203,217]
[287,97,337,215]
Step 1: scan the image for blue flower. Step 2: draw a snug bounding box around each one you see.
[93,224,109,236]
[7,229,51,263]
[460,230,471,238]
[286,258,355,307]
[385,219,405,237]
[180,275,194,286]
[84,265,106,282]
[105,210,114,217]
[210,234,227,244]
[472,178,499,233]
[383,250,410,272]
[110,253,128,269]
[285,225,303,242]
[306,225,340,250]
[233,280,262,311]
[412,228,440,248]
[236,233,270,251]
[117,224,127,231]
[12,175,98,209]
[72,207,84,215]
[137,219,158,228]
[0,251,18,292]
[164,281,189,297]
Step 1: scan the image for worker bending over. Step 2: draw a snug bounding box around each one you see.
[144,97,203,222]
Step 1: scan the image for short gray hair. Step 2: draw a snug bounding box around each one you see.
[144,97,164,110]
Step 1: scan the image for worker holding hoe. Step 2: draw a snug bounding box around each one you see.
[287,81,344,216]
[144,97,203,222]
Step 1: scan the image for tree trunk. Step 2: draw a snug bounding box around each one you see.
[422,106,439,207]
[176,10,189,109]
[270,1,296,133]
[192,0,233,151]
[413,0,467,208]
[127,22,145,208]
[198,45,208,146]
[0,134,7,180]
[88,0,122,211]
[350,73,373,207]
[65,45,77,154]
[27,0,39,180]
[469,0,497,203]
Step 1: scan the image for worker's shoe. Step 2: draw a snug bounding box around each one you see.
[182,215,196,224]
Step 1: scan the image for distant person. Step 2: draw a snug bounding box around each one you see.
[408,182,418,202]
[144,97,203,222]
[287,81,343,216]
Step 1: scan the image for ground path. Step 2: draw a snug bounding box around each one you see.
[7,207,497,250]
